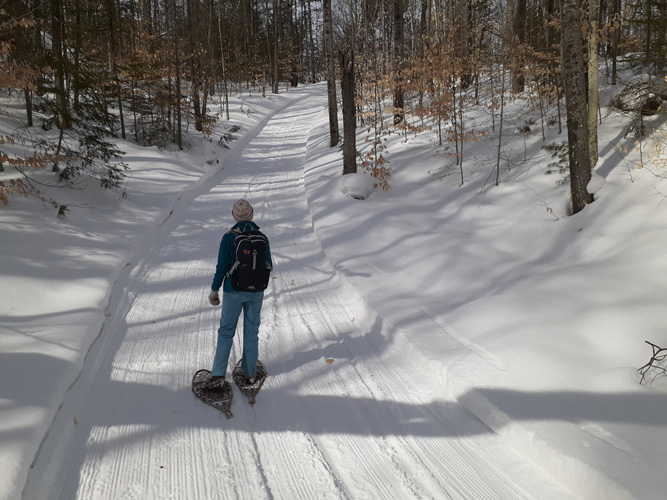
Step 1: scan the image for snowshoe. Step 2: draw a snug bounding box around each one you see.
[232,360,267,405]
[192,369,233,419]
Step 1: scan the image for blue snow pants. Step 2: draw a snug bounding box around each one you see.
[211,290,264,378]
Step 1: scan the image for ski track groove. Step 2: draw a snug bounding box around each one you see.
[272,120,477,499]
[20,86,577,500]
[259,110,503,500]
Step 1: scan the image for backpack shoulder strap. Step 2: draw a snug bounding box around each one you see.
[228,225,259,236]
[223,228,243,281]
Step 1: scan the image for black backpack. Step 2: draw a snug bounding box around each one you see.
[225,228,272,292]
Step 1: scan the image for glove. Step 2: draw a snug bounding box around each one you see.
[209,290,220,306]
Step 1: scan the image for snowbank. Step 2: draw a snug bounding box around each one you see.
[302,85,667,499]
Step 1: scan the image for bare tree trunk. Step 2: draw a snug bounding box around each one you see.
[459,0,473,88]
[393,0,405,125]
[561,0,593,214]
[512,0,526,92]
[201,85,209,122]
[24,87,33,127]
[291,58,298,87]
[175,57,182,148]
[273,0,279,93]
[646,0,653,63]
[187,0,202,131]
[108,0,126,139]
[458,85,465,185]
[418,0,429,108]
[588,0,599,167]
[51,0,70,131]
[171,0,182,149]
[610,0,621,84]
[323,0,340,147]
[306,0,316,83]
[339,48,356,175]
[659,0,667,72]
[495,65,507,186]
[73,0,82,110]
[217,4,230,120]
[32,0,45,129]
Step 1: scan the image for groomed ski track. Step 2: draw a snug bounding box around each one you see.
[22,86,575,500]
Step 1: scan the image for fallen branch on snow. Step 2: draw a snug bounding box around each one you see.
[638,341,667,384]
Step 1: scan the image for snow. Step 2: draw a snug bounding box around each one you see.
[1,78,666,500]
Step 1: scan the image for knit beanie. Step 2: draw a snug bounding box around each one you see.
[232,199,254,222]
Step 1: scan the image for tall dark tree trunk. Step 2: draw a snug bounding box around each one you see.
[51,0,70,131]
[171,0,182,149]
[217,3,230,120]
[393,0,405,125]
[175,46,183,148]
[273,0,279,93]
[646,0,653,62]
[187,0,203,131]
[306,0,316,83]
[561,0,593,214]
[418,0,429,108]
[323,0,340,147]
[610,0,621,84]
[512,0,526,92]
[73,0,82,110]
[458,0,473,88]
[588,0,600,167]
[339,48,356,175]
[24,87,33,127]
[658,0,667,72]
[291,59,298,87]
[108,0,126,139]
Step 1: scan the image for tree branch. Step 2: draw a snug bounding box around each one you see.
[638,341,667,384]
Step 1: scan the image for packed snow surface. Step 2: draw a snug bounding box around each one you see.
[2,82,667,500]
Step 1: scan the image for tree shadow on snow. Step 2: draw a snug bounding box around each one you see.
[458,388,667,427]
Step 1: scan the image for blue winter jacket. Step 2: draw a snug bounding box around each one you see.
[211,221,273,293]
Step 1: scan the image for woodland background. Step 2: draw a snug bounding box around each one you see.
[0,0,666,213]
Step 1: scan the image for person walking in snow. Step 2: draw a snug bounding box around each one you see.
[206,199,273,389]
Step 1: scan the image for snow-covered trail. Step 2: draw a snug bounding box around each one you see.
[22,86,575,500]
